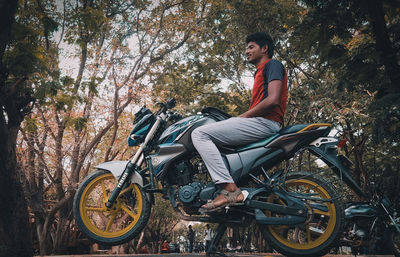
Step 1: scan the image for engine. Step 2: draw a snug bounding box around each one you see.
[166,157,209,204]
[342,203,379,246]
[344,224,367,242]
[167,160,193,186]
[178,181,203,203]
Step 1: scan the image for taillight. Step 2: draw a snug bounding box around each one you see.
[337,138,347,148]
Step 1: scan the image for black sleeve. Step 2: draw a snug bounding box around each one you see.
[263,60,285,84]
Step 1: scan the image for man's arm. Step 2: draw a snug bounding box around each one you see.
[240,79,283,118]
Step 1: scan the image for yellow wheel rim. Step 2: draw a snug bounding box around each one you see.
[79,173,143,238]
[266,178,337,250]
[393,231,400,253]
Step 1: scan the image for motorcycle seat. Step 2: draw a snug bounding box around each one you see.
[279,124,308,134]
[219,134,279,153]
[219,124,330,153]
[219,125,309,153]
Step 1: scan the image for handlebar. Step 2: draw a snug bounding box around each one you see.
[157,98,176,114]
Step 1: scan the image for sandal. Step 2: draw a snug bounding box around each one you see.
[199,189,249,213]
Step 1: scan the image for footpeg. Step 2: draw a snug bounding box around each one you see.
[224,206,230,213]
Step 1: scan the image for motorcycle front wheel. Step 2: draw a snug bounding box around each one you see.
[73,169,151,245]
[259,172,344,257]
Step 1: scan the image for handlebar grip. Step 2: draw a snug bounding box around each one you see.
[167,98,176,109]
[157,98,176,114]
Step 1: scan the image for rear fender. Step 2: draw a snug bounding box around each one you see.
[308,138,366,198]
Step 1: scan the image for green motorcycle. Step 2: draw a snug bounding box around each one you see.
[74,98,364,256]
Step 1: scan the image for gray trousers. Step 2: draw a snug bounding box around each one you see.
[191,117,280,184]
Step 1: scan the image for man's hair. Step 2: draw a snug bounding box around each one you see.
[246,32,274,58]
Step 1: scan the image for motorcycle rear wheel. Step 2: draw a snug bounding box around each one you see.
[260,172,344,257]
[73,169,151,245]
[388,227,400,257]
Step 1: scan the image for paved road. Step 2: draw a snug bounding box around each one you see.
[42,253,394,257]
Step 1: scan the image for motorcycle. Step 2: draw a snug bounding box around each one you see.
[73,98,365,257]
[340,190,400,256]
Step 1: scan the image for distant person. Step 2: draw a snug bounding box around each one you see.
[161,240,170,253]
[141,245,149,254]
[204,224,213,252]
[188,225,195,253]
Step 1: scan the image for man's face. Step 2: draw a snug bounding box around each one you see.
[246,41,267,65]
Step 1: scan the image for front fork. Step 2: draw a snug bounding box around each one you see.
[105,114,164,208]
[105,161,139,208]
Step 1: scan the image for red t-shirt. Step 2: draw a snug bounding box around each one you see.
[249,59,288,124]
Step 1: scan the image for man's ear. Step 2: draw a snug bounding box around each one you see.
[262,45,269,56]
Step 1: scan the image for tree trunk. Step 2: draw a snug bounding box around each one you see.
[366,0,400,96]
[0,125,33,257]
[0,0,33,256]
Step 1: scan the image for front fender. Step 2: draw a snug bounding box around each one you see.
[94,161,144,187]
[95,160,154,205]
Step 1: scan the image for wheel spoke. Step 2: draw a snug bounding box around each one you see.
[105,213,116,232]
[120,185,134,195]
[306,225,312,243]
[313,208,330,217]
[101,180,108,201]
[86,206,106,212]
[77,173,147,240]
[121,205,137,220]
[263,174,341,252]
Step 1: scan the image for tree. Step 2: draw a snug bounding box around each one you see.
[17,0,213,254]
[291,0,400,141]
[0,0,54,255]
[151,0,400,248]
[283,0,400,201]
[134,194,180,253]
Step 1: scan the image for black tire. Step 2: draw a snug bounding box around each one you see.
[259,171,344,257]
[387,226,400,257]
[73,169,151,245]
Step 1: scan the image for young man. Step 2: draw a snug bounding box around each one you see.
[191,32,288,212]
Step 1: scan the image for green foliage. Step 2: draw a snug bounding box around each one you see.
[23,117,39,133]
[149,0,399,206]
[35,80,61,100]
[4,23,45,76]
[150,60,223,113]
[82,77,102,95]
[66,117,88,130]
[41,15,59,34]
[54,93,75,111]
[143,194,180,245]
[8,0,399,253]
[371,93,400,144]
[293,0,400,140]
[61,76,74,87]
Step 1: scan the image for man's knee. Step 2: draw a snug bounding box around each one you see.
[191,126,207,143]
[191,127,199,142]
